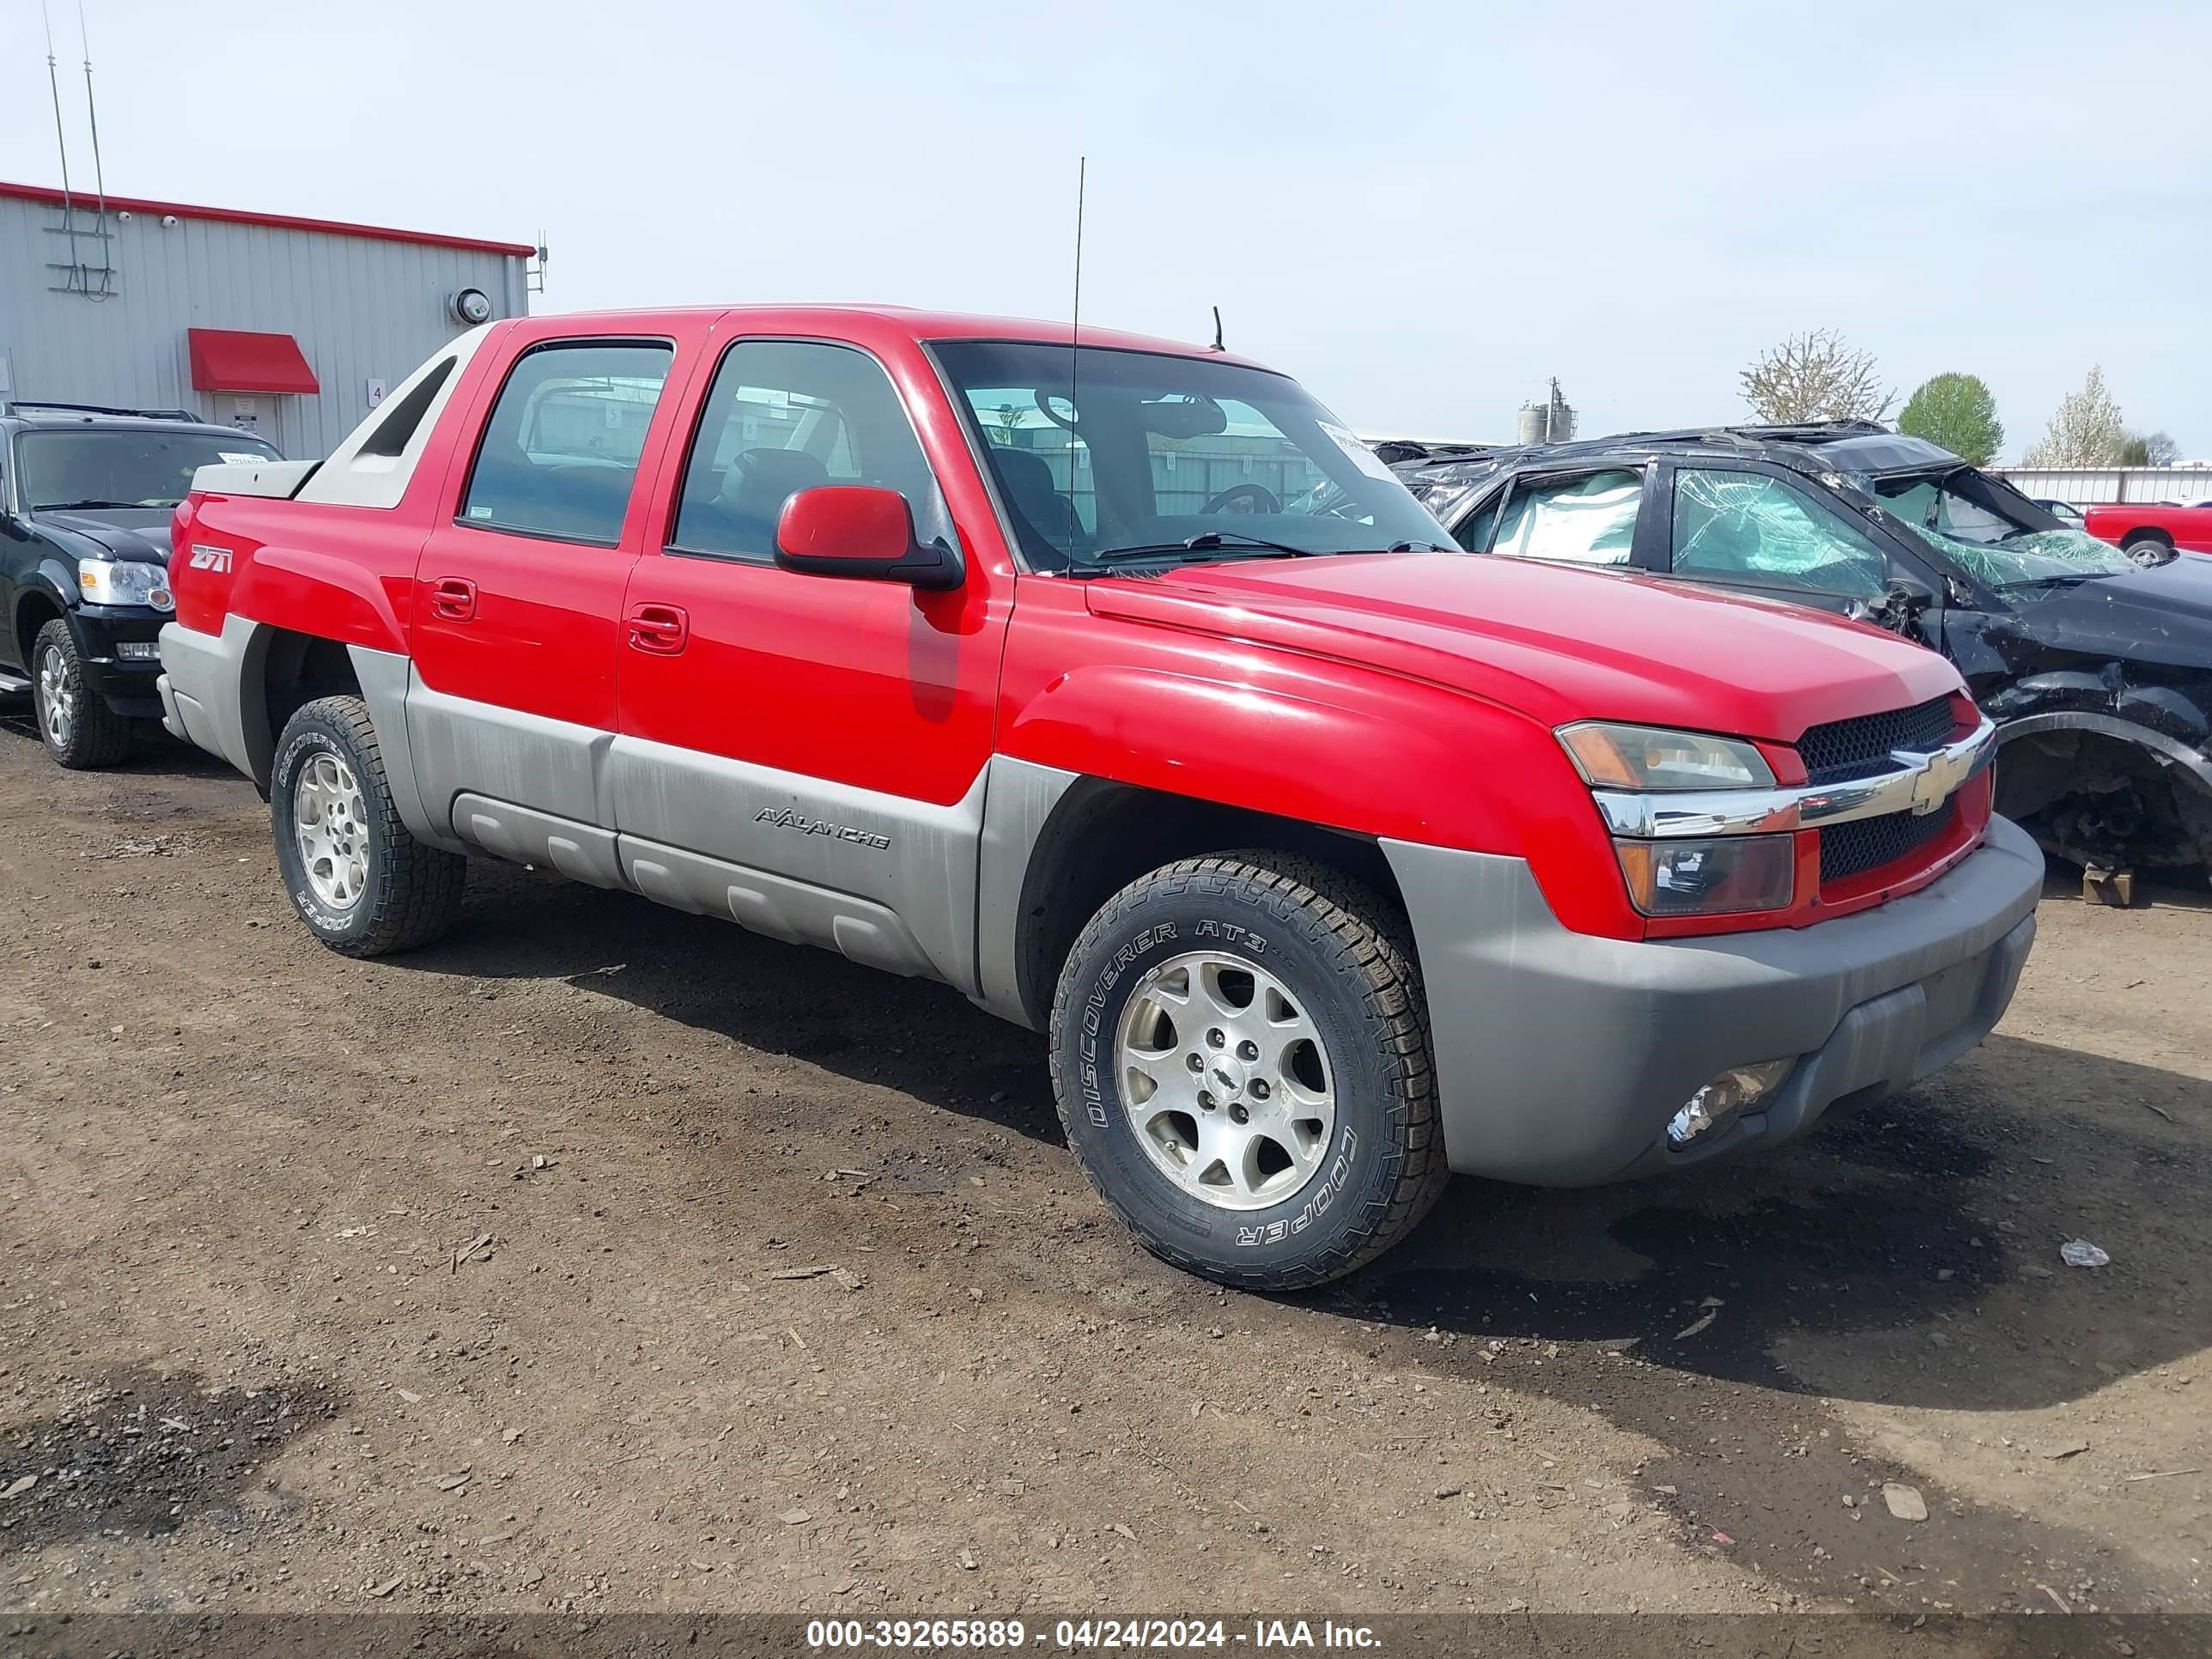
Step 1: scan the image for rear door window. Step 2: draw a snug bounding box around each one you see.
[1668,468,1887,598]
[1486,470,1644,565]
[459,340,674,546]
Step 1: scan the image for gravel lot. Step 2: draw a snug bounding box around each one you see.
[2,711,2207,1626]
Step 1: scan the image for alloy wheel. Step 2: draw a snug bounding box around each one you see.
[36,644,76,751]
[1113,950,1337,1211]
[293,751,371,910]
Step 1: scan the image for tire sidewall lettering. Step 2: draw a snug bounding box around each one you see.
[275,724,368,939]
[1078,921,1179,1128]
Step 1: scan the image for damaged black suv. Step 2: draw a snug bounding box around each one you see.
[1396,424,2212,878]
[0,404,278,769]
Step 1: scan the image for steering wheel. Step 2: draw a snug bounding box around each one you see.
[1202,483,1280,514]
[1033,389,1081,431]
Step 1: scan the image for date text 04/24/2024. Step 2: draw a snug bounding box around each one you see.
[805,1620,1382,1650]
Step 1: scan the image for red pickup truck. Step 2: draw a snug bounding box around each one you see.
[157,307,2042,1289]
[2083,499,2212,562]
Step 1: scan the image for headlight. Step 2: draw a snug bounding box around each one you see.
[1559,723,1775,792]
[77,558,173,612]
[1613,835,1796,917]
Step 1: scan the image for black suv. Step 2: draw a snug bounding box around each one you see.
[0,404,278,769]
[1395,423,2212,878]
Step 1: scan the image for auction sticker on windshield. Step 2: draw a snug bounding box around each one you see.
[1318,421,1400,483]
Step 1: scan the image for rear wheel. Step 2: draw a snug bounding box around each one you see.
[33,618,134,769]
[271,695,466,957]
[1048,853,1449,1290]
[2122,532,2173,566]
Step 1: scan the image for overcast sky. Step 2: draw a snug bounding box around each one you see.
[3,2,2206,458]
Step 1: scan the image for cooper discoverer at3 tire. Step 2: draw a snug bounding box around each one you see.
[1048,853,1450,1290]
[270,695,466,957]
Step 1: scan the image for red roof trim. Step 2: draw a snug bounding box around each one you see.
[0,179,536,258]
[187,328,321,395]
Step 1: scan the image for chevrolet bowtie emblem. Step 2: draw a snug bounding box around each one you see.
[1900,746,1966,816]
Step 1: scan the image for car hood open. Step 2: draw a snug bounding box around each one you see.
[1085,552,1960,744]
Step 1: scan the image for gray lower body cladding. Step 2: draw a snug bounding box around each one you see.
[1382,815,2045,1186]
[157,615,264,781]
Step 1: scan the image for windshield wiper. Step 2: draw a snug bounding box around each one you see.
[1092,531,1317,564]
[35,498,155,512]
[1090,531,1436,567]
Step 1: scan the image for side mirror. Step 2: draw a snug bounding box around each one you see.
[773,486,962,592]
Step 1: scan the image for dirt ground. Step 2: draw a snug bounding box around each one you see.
[2,708,2207,1631]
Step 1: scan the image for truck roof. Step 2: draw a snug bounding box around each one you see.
[529,305,1269,368]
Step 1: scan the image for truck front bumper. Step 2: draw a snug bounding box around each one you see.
[1382,816,2044,1186]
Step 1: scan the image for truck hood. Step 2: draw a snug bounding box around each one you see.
[1085,553,1961,743]
[36,507,177,564]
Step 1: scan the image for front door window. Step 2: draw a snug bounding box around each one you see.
[1668,468,1887,599]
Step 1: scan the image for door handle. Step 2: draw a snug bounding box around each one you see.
[428,578,477,623]
[625,602,689,655]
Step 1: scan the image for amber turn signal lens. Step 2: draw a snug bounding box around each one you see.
[1559,723,1775,792]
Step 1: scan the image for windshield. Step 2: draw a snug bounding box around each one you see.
[932,342,1452,573]
[16,428,279,512]
[1870,469,2134,587]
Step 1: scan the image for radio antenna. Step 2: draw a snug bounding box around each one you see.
[79,2,110,227]
[1067,156,1085,420]
[77,0,112,295]
[1210,305,1224,352]
[41,0,84,290]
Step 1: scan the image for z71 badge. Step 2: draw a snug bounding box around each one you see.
[754,807,890,850]
[186,544,234,573]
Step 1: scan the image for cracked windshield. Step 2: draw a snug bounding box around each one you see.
[1872,470,2135,587]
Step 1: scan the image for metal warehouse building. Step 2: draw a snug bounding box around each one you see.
[0,180,534,458]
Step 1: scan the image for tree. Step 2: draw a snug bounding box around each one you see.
[1897,373,2004,465]
[1739,329,1894,424]
[2116,429,2179,467]
[2024,366,2126,466]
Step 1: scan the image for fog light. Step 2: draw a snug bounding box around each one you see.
[118,641,160,660]
[1667,1059,1796,1149]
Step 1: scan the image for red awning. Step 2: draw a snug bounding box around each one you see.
[186,328,319,395]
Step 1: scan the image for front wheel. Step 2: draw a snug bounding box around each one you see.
[2122,534,2173,567]
[33,618,134,769]
[271,695,466,957]
[1048,854,1449,1290]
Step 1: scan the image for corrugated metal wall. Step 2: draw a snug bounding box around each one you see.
[1990,466,2212,507]
[0,195,527,459]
